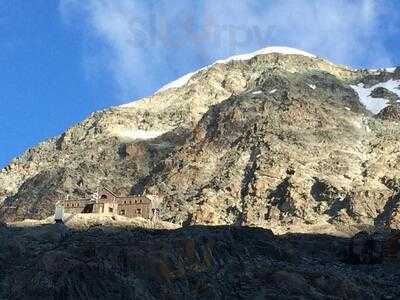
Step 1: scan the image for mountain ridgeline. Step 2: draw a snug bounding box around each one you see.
[2,47,400,233]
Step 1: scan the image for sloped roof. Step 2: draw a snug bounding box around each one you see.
[101,186,118,197]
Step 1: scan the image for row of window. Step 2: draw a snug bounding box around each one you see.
[65,203,81,207]
[64,203,146,213]
[66,205,143,214]
[121,199,144,204]
[64,199,145,208]
[100,194,145,205]
[119,208,142,215]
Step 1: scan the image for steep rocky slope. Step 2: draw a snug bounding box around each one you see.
[1,47,400,232]
[139,70,400,231]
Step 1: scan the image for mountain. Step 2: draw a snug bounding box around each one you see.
[1,47,400,233]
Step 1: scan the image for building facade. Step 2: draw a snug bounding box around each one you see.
[60,187,158,219]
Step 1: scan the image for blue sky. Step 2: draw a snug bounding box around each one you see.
[1,0,400,168]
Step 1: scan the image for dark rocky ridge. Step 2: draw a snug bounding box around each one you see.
[370,87,400,103]
[375,104,400,121]
[1,224,399,299]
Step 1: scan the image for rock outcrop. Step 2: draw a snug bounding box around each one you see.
[375,104,400,121]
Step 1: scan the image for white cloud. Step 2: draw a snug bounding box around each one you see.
[59,0,162,99]
[59,0,397,100]
[201,0,395,67]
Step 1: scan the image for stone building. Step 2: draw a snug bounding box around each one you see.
[60,187,159,219]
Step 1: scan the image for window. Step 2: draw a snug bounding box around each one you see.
[124,200,127,204]
[136,208,142,214]
[109,207,113,213]
[120,209,125,215]
[101,194,108,199]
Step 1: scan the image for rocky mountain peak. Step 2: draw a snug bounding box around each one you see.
[1,47,400,234]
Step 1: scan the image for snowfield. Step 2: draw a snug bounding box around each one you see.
[350,79,400,114]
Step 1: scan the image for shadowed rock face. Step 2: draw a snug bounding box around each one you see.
[370,87,400,103]
[1,52,400,232]
[0,224,399,299]
[375,104,400,121]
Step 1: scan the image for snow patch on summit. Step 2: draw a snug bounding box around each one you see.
[119,100,143,108]
[155,71,200,94]
[156,47,316,93]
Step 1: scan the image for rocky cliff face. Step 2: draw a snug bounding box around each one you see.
[1,47,400,232]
